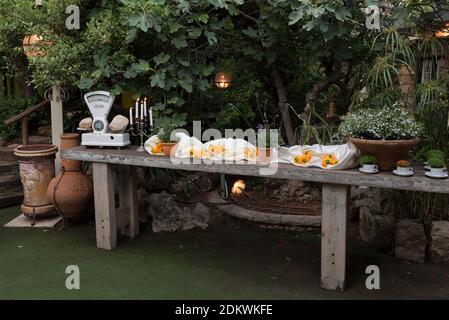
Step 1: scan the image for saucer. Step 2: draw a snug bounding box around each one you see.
[359,168,378,174]
[393,170,414,177]
[425,171,448,179]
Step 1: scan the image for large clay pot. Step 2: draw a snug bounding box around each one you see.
[14,144,58,218]
[349,137,420,170]
[47,134,93,218]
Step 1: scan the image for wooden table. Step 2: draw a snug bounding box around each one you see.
[62,146,449,291]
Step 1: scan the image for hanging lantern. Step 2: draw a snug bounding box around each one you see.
[22,35,48,58]
[435,22,449,38]
[214,72,232,89]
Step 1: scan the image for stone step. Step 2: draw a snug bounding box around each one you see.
[0,147,16,161]
[0,174,21,190]
[0,188,23,208]
[0,160,19,175]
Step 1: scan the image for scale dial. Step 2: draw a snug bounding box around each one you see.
[84,91,115,134]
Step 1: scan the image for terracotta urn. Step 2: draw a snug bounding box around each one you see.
[14,144,58,219]
[349,137,420,170]
[47,134,93,218]
[162,142,177,157]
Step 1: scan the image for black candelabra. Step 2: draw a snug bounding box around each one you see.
[128,116,154,152]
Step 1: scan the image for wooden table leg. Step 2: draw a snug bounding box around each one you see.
[92,162,117,250]
[321,183,349,291]
[118,166,139,237]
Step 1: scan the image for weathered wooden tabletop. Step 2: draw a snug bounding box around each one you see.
[62,146,449,194]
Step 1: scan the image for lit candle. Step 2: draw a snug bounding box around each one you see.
[149,107,153,126]
[140,100,144,119]
[129,107,133,125]
[135,99,139,119]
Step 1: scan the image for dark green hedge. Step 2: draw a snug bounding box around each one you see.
[0,96,42,141]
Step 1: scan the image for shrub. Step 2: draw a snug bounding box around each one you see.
[359,155,377,166]
[428,157,446,168]
[339,103,424,140]
[0,96,41,141]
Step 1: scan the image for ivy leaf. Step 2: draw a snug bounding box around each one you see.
[110,85,123,95]
[78,77,96,89]
[126,29,138,43]
[197,78,209,91]
[201,65,215,76]
[177,58,190,67]
[150,72,166,88]
[204,30,217,45]
[124,60,150,78]
[197,13,209,23]
[188,27,202,38]
[172,34,188,49]
[154,52,170,65]
[242,27,259,40]
[288,10,304,25]
[178,78,193,93]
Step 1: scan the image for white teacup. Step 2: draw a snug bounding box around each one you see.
[397,166,413,174]
[362,164,378,172]
[430,167,445,176]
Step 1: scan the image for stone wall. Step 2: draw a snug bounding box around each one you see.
[352,186,449,264]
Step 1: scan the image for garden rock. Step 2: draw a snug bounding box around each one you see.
[359,207,395,252]
[147,192,210,233]
[79,117,92,130]
[109,115,129,133]
[430,221,449,264]
[271,180,320,203]
[394,219,426,263]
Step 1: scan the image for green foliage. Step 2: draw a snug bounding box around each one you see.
[427,157,445,168]
[156,113,187,143]
[426,149,445,161]
[216,77,273,130]
[0,96,40,140]
[358,155,377,166]
[339,103,424,140]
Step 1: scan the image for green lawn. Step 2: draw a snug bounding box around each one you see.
[0,205,448,299]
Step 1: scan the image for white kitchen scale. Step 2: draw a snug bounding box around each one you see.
[81,91,131,148]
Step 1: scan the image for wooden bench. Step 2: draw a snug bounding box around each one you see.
[62,146,449,291]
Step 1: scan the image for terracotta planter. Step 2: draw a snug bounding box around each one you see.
[14,144,58,219]
[47,134,93,219]
[162,142,177,157]
[257,148,272,164]
[349,137,420,170]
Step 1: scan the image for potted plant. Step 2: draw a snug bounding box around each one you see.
[396,160,413,175]
[339,103,423,170]
[427,157,446,176]
[157,127,178,157]
[155,114,187,157]
[358,155,378,173]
